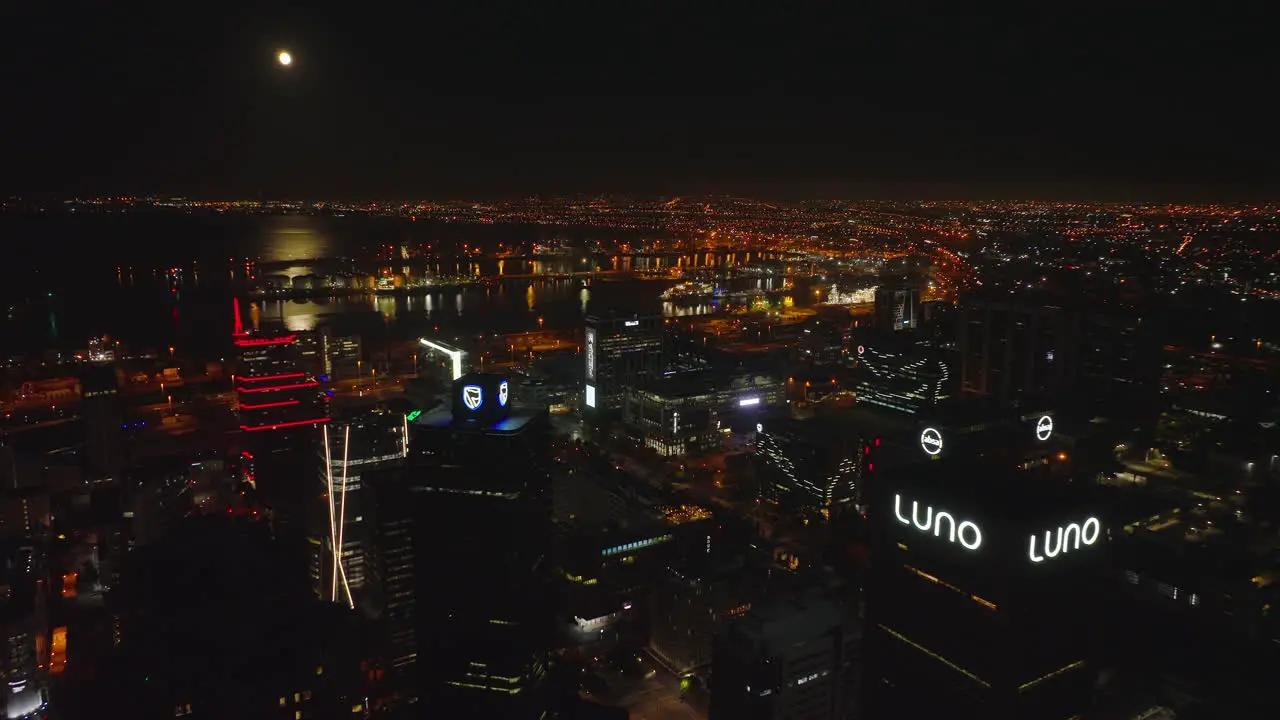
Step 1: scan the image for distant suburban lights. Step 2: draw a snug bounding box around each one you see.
[920,427,943,456]
[405,410,423,422]
[499,380,509,407]
[462,384,484,411]
[894,494,982,551]
[1035,415,1054,441]
[738,397,760,407]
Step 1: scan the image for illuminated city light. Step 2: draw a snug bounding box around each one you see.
[418,338,465,380]
[461,384,484,411]
[894,494,982,550]
[405,409,422,422]
[239,372,307,383]
[1035,415,1054,441]
[739,397,760,407]
[277,50,292,66]
[238,399,301,410]
[234,334,297,347]
[919,427,943,456]
[584,384,596,408]
[237,380,319,393]
[240,417,331,431]
[499,380,509,407]
[1028,517,1101,563]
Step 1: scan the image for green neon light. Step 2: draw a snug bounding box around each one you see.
[406,410,422,422]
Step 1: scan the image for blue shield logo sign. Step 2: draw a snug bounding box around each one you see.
[462,385,484,411]
[499,380,509,407]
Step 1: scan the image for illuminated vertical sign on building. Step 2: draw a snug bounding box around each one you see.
[584,328,597,382]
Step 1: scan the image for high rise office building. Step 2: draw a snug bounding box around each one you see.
[583,311,666,421]
[366,373,553,717]
[854,335,953,415]
[80,364,124,480]
[711,593,861,720]
[756,418,862,512]
[233,312,330,433]
[874,282,921,332]
[864,460,1103,719]
[312,411,409,610]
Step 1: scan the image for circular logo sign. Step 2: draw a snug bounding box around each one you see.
[920,427,943,456]
[857,345,865,355]
[1035,415,1053,441]
[756,423,763,433]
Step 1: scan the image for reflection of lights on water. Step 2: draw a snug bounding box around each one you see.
[284,313,320,332]
[455,292,464,315]
[580,288,590,314]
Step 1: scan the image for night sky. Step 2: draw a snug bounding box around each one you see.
[2,3,1276,200]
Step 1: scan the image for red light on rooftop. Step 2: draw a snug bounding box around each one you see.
[240,417,331,432]
[236,381,319,393]
[234,334,298,347]
[238,399,301,410]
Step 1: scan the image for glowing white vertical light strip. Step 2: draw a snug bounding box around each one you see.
[402,413,409,457]
[323,425,339,602]
[418,339,464,380]
[336,425,354,608]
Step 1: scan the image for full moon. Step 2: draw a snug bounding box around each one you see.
[277,51,292,66]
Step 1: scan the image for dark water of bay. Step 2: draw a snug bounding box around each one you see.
[1,212,779,358]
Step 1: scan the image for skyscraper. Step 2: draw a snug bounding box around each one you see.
[711,593,860,720]
[313,411,409,610]
[80,364,124,480]
[864,459,1103,718]
[583,311,665,422]
[366,373,553,717]
[233,300,330,433]
[874,281,921,332]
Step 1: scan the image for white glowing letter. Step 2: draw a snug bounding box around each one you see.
[911,501,933,532]
[1043,528,1064,558]
[1081,517,1101,545]
[1062,522,1082,551]
[893,494,911,525]
[1028,534,1045,563]
[933,511,957,542]
[957,521,982,550]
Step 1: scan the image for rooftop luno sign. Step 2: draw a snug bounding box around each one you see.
[920,427,943,456]
[1028,517,1100,563]
[894,494,982,551]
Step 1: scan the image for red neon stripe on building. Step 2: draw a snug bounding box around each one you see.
[234,335,298,347]
[237,381,319,393]
[240,373,307,383]
[240,417,331,432]
[239,399,301,410]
